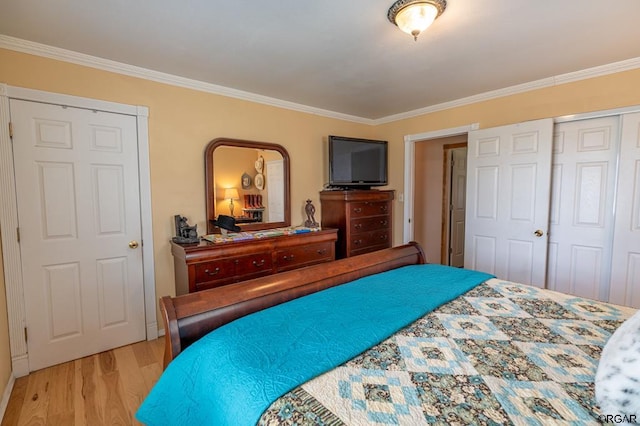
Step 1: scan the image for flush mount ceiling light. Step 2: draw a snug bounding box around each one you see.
[388,0,446,41]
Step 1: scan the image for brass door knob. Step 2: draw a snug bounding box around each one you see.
[534,230,544,237]
[129,240,140,249]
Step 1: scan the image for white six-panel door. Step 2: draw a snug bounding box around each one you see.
[449,147,467,267]
[464,114,639,308]
[547,117,619,301]
[610,112,640,308]
[11,99,146,371]
[465,119,553,287]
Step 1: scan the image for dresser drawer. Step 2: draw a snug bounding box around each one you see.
[275,242,334,272]
[194,259,237,286]
[234,253,273,279]
[350,216,391,234]
[349,229,391,255]
[350,201,390,218]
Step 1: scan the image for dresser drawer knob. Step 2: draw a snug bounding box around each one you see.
[380,220,388,226]
[380,234,388,240]
[283,255,295,261]
[253,259,266,267]
[204,267,220,276]
[353,207,362,213]
[354,223,362,229]
[354,239,363,245]
[316,249,327,255]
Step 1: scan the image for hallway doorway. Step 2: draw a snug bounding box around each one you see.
[412,134,467,264]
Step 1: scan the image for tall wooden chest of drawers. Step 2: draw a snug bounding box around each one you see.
[319,190,394,259]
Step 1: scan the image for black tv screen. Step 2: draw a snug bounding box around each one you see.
[328,135,388,188]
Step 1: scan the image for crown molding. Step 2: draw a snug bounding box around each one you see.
[0,35,374,125]
[374,56,640,124]
[2,34,639,126]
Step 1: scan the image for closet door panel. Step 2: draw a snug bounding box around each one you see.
[465,119,553,287]
[610,112,640,308]
[547,117,618,301]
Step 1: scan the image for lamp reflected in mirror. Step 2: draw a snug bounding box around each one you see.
[224,188,240,217]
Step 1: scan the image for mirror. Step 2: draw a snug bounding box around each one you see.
[205,138,291,233]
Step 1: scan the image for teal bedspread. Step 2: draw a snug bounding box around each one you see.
[136,264,493,426]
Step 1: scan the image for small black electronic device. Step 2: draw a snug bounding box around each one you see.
[327,135,388,189]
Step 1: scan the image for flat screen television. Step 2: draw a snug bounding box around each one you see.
[328,135,388,189]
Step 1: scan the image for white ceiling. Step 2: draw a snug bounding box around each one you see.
[1,0,640,121]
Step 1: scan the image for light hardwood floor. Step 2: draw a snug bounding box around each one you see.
[2,338,164,426]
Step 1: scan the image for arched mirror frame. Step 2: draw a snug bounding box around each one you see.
[205,137,291,233]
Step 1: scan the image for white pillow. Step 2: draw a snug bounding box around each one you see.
[595,309,640,425]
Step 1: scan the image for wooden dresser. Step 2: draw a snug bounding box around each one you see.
[320,190,394,259]
[171,228,337,295]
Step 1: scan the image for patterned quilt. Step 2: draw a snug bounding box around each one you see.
[258,278,636,425]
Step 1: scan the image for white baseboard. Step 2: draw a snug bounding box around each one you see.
[146,321,159,340]
[0,373,15,423]
[11,355,29,378]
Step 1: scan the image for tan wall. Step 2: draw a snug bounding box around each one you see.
[1,47,640,401]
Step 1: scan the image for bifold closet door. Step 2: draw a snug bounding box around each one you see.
[465,113,640,308]
[465,119,553,287]
[546,116,620,302]
[610,112,640,308]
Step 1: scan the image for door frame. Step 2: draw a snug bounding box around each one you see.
[403,124,479,243]
[0,84,157,377]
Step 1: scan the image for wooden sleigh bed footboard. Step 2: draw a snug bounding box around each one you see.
[160,242,426,368]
